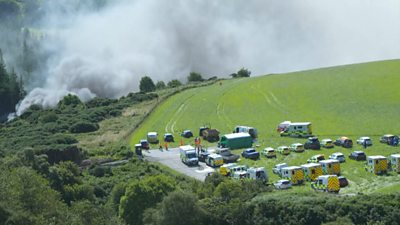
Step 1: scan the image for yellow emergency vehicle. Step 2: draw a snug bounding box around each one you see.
[365,155,388,175]
[301,163,323,181]
[311,175,340,193]
[390,154,400,173]
[281,166,304,185]
[319,159,341,175]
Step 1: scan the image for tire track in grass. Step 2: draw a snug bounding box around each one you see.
[269,91,289,113]
[251,85,285,113]
[165,90,202,134]
[171,104,188,133]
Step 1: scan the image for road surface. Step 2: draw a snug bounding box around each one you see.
[143,147,215,181]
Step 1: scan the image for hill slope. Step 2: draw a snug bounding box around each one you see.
[130,59,400,194]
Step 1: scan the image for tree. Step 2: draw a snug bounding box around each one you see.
[155,81,166,90]
[230,68,251,78]
[139,76,156,93]
[167,79,182,88]
[187,72,204,82]
[143,190,208,225]
[119,175,176,225]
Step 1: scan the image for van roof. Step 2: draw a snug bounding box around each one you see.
[368,155,386,160]
[301,163,321,168]
[179,145,195,151]
[209,154,222,159]
[223,133,251,139]
[318,175,337,179]
[290,122,311,126]
[319,159,339,164]
[282,166,301,170]
[147,132,157,136]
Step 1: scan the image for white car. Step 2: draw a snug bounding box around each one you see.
[321,139,334,148]
[274,180,292,189]
[356,137,372,146]
[329,152,346,163]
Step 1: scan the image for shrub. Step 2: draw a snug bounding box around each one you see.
[139,76,156,93]
[167,79,182,88]
[70,122,99,133]
[40,112,58,123]
[156,81,166,90]
[187,72,204,82]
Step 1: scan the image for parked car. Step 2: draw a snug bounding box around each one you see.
[321,139,334,148]
[356,137,372,146]
[304,137,321,150]
[307,154,325,163]
[147,132,159,144]
[198,148,216,162]
[164,133,174,142]
[338,176,349,187]
[290,143,304,153]
[181,130,193,138]
[334,137,353,148]
[349,151,366,161]
[274,179,292,189]
[277,146,290,155]
[380,134,399,146]
[241,148,260,160]
[216,148,240,163]
[140,139,150,150]
[262,147,276,158]
[329,152,346,163]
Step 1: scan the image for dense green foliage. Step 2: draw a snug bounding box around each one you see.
[0,50,24,119]
[167,79,182,88]
[188,72,205,82]
[156,81,166,90]
[0,92,158,162]
[230,67,251,78]
[140,76,156,93]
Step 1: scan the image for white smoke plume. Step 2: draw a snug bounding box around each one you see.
[16,0,400,115]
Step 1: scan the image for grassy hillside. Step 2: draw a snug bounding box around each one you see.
[129,60,400,194]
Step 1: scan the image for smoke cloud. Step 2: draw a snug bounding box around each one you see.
[16,0,400,115]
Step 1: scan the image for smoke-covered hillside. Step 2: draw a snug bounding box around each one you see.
[1,0,400,116]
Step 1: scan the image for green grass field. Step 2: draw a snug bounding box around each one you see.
[129,59,400,194]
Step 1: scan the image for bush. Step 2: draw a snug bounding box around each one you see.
[40,112,58,123]
[187,72,204,82]
[139,76,156,93]
[230,68,251,78]
[156,81,166,90]
[58,94,83,108]
[167,79,182,88]
[86,97,117,108]
[70,122,99,133]
[89,166,112,178]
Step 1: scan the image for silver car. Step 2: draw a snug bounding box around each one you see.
[274,179,292,189]
[356,137,372,146]
[329,152,346,163]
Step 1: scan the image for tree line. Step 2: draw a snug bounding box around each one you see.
[139,68,251,93]
[0,50,25,120]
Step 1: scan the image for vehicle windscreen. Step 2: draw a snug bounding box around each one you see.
[187,153,197,158]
